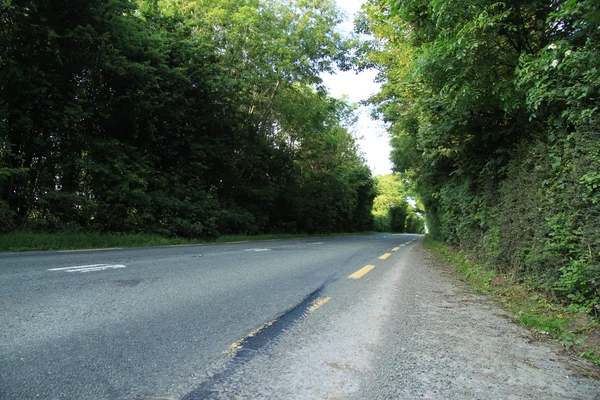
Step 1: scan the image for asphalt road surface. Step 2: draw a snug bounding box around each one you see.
[2,234,599,399]
[1,234,420,399]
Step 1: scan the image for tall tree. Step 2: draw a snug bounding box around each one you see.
[1,0,375,237]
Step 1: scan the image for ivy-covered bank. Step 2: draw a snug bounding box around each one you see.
[359,0,600,313]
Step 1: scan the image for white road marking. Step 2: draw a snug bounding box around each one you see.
[308,242,324,245]
[67,265,125,273]
[244,248,271,252]
[48,264,126,273]
[48,264,110,271]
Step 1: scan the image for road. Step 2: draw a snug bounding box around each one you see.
[2,233,599,399]
[0,233,419,399]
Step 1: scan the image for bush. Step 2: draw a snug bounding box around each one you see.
[0,200,15,233]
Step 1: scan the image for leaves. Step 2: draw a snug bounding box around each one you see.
[360,0,600,311]
[0,0,375,237]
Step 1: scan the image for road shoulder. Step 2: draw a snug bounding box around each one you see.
[354,243,600,399]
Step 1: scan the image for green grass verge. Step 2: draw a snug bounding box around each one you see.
[0,232,198,252]
[423,236,600,369]
[0,231,381,252]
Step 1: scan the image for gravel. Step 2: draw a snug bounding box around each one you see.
[354,245,600,400]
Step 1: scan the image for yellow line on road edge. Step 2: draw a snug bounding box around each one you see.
[227,318,277,355]
[392,247,400,252]
[379,253,392,260]
[349,265,375,279]
[306,297,332,314]
[227,296,332,356]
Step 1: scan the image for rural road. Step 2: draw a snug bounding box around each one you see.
[1,234,599,399]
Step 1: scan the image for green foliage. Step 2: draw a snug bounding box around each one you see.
[581,350,600,367]
[0,232,198,252]
[405,211,426,234]
[0,0,375,239]
[389,205,408,232]
[0,200,15,233]
[372,214,390,232]
[555,261,600,314]
[371,174,424,233]
[361,0,600,312]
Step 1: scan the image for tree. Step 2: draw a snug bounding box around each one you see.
[359,0,600,312]
[371,174,423,233]
[0,0,375,238]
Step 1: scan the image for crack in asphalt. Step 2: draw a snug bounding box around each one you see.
[182,278,336,400]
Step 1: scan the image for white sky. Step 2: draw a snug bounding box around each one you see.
[320,0,393,176]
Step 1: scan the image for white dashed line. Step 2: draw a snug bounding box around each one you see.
[48,264,126,273]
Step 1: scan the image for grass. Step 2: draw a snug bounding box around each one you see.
[423,236,600,370]
[0,231,381,252]
[0,232,198,252]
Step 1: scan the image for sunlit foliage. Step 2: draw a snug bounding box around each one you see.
[360,0,600,312]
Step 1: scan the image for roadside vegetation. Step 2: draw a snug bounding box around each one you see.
[0,0,376,241]
[371,174,425,234]
[425,237,600,370]
[359,0,600,317]
[0,232,198,252]
[0,231,381,253]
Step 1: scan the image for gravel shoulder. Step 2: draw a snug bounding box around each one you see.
[196,241,600,399]
[355,244,600,399]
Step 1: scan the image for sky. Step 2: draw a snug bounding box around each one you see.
[320,0,393,176]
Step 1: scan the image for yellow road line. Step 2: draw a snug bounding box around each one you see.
[227,296,333,356]
[392,247,400,252]
[227,318,277,354]
[379,253,391,260]
[306,297,332,314]
[349,265,375,279]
